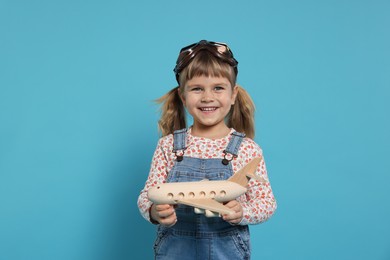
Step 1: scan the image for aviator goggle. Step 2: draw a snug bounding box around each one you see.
[173,40,238,84]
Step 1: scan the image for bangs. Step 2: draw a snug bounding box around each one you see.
[179,51,236,87]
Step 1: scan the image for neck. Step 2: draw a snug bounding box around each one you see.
[191,124,231,139]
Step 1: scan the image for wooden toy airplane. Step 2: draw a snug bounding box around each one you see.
[148,157,265,217]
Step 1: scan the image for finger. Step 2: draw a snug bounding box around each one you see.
[155,204,172,211]
[222,212,238,221]
[158,207,176,218]
[224,215,241,224]
[159,211,174,219]
[161,212,177,227]
[222,201,242,223]
[229,218,241,224]
[224,200,239,209]
[166,216,178,227]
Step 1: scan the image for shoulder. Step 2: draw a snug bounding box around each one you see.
[156,134,174,151]
[239,136,263,158]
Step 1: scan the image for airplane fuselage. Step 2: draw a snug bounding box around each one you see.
[148,180,247,204]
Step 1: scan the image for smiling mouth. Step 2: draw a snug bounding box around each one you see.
[199,107,218,112]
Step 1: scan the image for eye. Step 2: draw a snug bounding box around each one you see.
[214,86,225,91]
[190,87,203,92]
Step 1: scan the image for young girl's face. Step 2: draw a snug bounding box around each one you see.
[180,75,238,135]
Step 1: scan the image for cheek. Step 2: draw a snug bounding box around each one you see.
[185,100,197,110]
[223,95,234,106]
[182,94,197,107]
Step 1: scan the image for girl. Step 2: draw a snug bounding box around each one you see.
[138,40,276,259]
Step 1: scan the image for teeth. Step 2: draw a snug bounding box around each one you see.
[200,107,217,111]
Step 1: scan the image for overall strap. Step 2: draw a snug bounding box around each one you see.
[222,131,246,165]
[173,128,187,161]
[173,128,187,152]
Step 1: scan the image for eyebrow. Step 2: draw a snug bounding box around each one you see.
[213,82,229,86]
[187,82,229,87]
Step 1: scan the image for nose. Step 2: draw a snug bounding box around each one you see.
[201,90,214,102]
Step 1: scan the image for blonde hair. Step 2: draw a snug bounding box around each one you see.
[156,51,256,139]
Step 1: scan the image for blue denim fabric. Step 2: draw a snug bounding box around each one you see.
[154,130,251,260]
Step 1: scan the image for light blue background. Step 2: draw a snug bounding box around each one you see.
[1,1,389,259]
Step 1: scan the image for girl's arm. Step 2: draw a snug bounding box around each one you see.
[235,141,277,225]
[137,136,173,223]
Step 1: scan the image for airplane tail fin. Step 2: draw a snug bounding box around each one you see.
[228,157,266,187]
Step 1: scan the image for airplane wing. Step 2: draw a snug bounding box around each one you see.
[177,198,235,215]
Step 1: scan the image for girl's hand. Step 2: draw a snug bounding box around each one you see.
[150,204,177,227]
[222,200,243,225]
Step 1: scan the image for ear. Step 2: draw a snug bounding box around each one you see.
[231,85,239,105]
[178,87,186,106]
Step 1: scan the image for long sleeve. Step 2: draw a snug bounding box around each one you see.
[235,140,277,225]
[137,136,174,222]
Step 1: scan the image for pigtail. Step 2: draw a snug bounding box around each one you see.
[227,85,255,139]
[155,86,186,136]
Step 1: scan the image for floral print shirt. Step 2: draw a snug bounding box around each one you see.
[137,128,277,225]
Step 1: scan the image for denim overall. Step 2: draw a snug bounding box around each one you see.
[154,129,251,260]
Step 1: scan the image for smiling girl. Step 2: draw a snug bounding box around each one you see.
[138,40,277,260]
